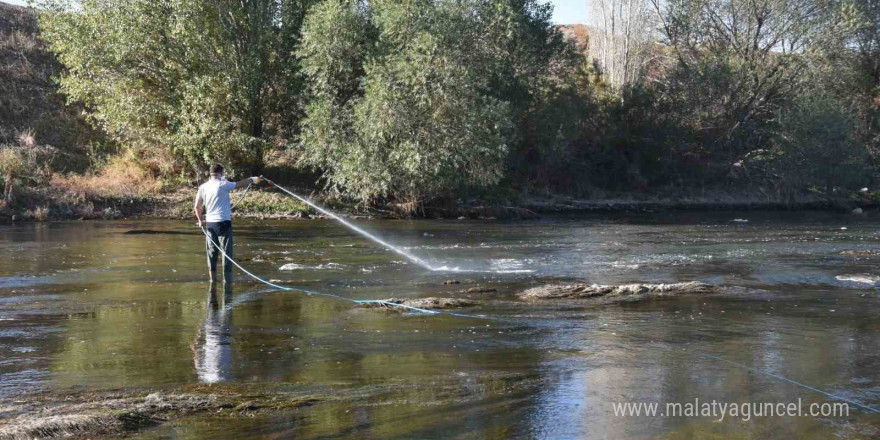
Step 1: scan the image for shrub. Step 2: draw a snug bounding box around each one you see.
[232,191,308,215]
[766,93,870,195]
[17,129,36,148]
[0,132,57,202]
[51,155,162,200]
[26,205,50,221]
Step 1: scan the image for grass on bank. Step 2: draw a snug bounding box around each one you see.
[231,190,310,216]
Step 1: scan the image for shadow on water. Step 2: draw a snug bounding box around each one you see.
[0,214,879,439]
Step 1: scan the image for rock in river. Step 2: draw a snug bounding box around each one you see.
[360,297,477,310]
[465,286,497,294]
[518,281,717,300]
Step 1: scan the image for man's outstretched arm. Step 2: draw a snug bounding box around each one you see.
[234,176,262,189]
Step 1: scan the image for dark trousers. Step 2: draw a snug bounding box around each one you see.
[205,221,234,281]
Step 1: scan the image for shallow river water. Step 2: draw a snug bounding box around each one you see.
[1,212,878,439]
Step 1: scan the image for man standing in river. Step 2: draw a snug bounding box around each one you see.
[194,164,261,282]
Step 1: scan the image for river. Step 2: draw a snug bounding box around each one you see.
[0,212,878,439]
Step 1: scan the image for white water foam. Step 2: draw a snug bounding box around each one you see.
[489,258,535,273]
[610,261,640,270]
[431,265,463,272]
[426,265,534,274]
[836,275,880,286]
[279,262,345,271]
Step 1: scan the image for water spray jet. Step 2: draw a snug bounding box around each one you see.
[265,178,438,271]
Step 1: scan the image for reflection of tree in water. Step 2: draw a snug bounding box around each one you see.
[191,282,233,384]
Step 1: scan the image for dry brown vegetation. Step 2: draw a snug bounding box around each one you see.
[51,156,163,200]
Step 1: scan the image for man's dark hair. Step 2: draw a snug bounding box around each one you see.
[209,164,224,175]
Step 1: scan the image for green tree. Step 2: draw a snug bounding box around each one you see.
[36,0,315,179]
[767,93,868,195]
[650,0,831,167]
[473,0,584,189]
[299,0,544,205]
[822,0,880,175]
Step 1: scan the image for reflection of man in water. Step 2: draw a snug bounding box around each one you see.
[192,282,233,384]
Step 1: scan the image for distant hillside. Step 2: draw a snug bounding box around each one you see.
[0,1,98,171]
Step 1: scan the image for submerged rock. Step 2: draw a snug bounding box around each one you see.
[840,249,880,257]
[360,297,477,310]
[464,286,497,294]
[518,281,717,300]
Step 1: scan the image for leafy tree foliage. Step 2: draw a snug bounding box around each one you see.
[651,0,828,162]
[765,93,868,194]
[37,0,316,179]
[32,0,880,205]
[298,0,570,204]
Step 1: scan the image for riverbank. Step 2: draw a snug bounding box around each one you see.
[0,184,874,223]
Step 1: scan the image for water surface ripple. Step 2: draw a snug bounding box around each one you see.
[0,212,878,439]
